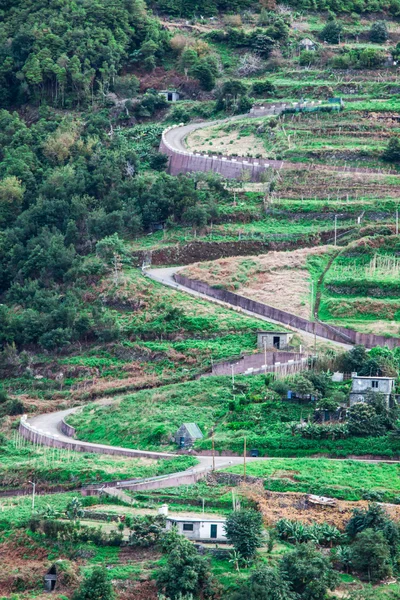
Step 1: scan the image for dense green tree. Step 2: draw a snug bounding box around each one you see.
[351,529,392,582]
[382,137,400,162]
[230,566,297,600]
[225,509,264,560]
[319,21,342,44]
[369,21,389,43]
[157,530,212,599]
[279,543,339,600]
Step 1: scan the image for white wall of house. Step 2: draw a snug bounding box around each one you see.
[166,518,227,542]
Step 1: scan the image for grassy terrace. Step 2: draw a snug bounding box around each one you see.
[0,437,197,492]
[225,458,400,502]
[319,235,400,334]
[68,375,400,458]
[2,268,278,403]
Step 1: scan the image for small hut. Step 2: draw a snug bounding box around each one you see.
[174,423,203,448]
[44,565,57,592]
[299,38,317,52]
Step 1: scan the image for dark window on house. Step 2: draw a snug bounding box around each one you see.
[273,336,280,349]
[372,380,379,388]
[167,92,173,101]
[183,523,194,531]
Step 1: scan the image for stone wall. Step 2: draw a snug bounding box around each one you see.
[131,230,344,267]
[175,274,400,350]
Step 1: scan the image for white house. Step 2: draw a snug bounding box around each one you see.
[166,516,227,542]
[349,375,395,407]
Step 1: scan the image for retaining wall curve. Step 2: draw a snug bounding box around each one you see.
[174,274,400,350]
[18,416,175,460]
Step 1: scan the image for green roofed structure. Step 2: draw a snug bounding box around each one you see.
[174,423,204,448]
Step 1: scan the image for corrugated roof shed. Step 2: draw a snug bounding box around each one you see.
[183,423,203,439]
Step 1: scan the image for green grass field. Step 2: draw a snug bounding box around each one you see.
[68,376,400,458]
[226,458,400,502]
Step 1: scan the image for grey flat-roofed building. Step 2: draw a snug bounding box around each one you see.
[257,331,293,350]
[349,375,395,407]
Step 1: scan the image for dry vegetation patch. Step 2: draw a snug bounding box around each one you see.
[242,485,400,530]
[185,125,266,157]
[182,246,333,318]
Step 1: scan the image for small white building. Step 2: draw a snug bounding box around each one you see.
[166,516,227,542]
[257,330,293,350]
[160,90,180,102]
[349,375,395,407]
[299,38,317,52]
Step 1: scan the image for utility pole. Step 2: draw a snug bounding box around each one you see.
[310,279,314,321]
[396,207,399,235]
[212,429,215,472]
[334,214,338,246]
[231,364,235,390]
[264,341,267,375]
[29,481,36,512]
[243,436,247,479]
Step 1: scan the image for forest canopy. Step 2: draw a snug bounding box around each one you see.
[0,0,169,108]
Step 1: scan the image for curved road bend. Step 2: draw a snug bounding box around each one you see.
[144,266,352,350]
[27,407,249,473]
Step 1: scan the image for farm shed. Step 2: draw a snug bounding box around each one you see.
[174,423,203,447]
[257,330,293,350]
[160,90,180,102]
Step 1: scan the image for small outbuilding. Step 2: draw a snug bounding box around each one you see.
[174,423,203,448]
[44,565,57,592]
[160,90,180,102]
[257,330,293,350]
[299,38,317,52]
[166,516,227,542]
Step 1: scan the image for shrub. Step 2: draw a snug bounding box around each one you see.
[72,567,115,600]
[319,21,342,44]
[251,80,276,96]
[299,50,319,66]
[382,137,400,162]
[369,21,389,43]
[230,565,297,600]
[128,515,166,547]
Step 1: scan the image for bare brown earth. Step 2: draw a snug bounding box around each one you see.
[182,246,334,318]
[242,484,400,530]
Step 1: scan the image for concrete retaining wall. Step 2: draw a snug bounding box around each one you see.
[18,416,175,460]
[60,418,76,438]
[160,123,395,182]
[175,274,400,350]
[82,471,205,496]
